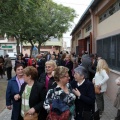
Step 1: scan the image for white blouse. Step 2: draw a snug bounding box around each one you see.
[93,69,109,92]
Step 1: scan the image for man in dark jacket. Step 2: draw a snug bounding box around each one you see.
[4,54,12,80]
[45,52,51,61]
[36,54,45,78]
[81,54,95,80]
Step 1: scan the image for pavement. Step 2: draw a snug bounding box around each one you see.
[0,93,117,120]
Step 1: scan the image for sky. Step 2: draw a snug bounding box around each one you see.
[53,0,93,47]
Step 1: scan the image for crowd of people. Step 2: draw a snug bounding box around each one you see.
[4,50,119,120]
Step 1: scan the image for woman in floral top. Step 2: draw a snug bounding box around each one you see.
[44,66,76,120]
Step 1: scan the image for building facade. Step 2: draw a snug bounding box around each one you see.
[22,37,63,55]
[71,0,120,102]
[0,35,17,56]
[0,35,63,56]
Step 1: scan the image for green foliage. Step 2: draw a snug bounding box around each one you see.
[0,0,77,53]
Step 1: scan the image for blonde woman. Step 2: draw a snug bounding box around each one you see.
[93,59,109,116]
[38,60,57,91]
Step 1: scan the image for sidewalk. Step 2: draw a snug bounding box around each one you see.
[0,94,117,120]
[0,63,15,112]
[100,94,117,120]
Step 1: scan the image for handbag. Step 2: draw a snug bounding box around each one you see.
[82,111,92,120]
[23,91,38,120]
[92,110,100,120]
[46,88,70,120]
[94,85,101,94]
[46,109,70,120]
[82,110,100,120]
[24,113,38,120]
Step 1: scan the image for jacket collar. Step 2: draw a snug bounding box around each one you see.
[10,76,17,81]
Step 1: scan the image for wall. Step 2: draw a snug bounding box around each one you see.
[22,46,60,56]
[84,29,92,38]
[97,10,120,37]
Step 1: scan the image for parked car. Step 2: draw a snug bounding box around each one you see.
[8,52,17,60]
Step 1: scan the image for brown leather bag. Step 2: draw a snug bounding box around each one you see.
[94,85,101,94]
[24,113,38,120]
[23,91,38,120]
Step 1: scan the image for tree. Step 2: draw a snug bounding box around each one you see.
[0,0,77,54]
[22,0,76,53]
[0,0,26,53]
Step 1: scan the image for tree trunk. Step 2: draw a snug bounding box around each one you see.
[29,39,34,56]
[15,36,20,54]
[38,41,41,54]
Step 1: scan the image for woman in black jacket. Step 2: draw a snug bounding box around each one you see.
[71,66,95,120]
[38,60,57,91]
[14,66,47,120]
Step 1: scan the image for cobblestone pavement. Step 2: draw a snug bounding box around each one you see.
[0,94,117,120]
[100,94,117,120]
[0,109,11,120]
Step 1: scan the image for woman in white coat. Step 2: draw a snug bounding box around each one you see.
[93,59,109,116]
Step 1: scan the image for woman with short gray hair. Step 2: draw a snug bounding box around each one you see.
[71,66,95,120]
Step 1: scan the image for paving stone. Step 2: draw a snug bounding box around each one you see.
[0,94,117,120]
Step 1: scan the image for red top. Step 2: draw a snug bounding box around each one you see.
[28,58,36,67]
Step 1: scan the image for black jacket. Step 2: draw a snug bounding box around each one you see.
[38,73,55,91]
[37,59,45,77]
[20,81,47,120]
[64,60,73,81]
[81,56,95,79]
[71,79,95,118]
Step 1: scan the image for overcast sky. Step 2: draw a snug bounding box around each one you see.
[53,0,93,47]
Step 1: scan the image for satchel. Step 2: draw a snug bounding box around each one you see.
[23,91,38,120]
[94,85,101,94]
[46,109,70,120]
[24,113,38,120]
[46,99,70,120]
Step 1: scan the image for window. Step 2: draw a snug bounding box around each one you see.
[97,34,120,71]
[99,0,120,23]
[109,5,116,15]
[8,50,13,53]
[104,13,106,18]
[76,32,81,39]
[85,23,92,32]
